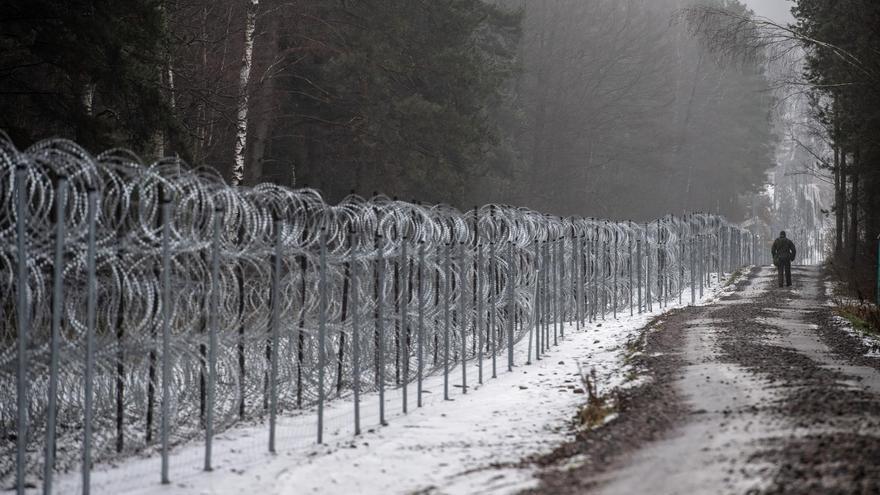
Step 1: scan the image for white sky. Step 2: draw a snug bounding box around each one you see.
[741,0,796,24]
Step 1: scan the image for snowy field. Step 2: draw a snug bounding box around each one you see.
[45,280,731,495]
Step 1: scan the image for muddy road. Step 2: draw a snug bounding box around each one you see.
[528,266,880,494]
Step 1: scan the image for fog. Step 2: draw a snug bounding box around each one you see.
[490,0,777,222]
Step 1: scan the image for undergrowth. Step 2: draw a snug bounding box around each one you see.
[724,269,744,288]
[575,367,612,429]
[834,303,880,337]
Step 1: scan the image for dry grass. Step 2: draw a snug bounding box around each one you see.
[834,302,880,337]
[575,367,613,429]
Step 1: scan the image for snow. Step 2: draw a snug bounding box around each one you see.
[830,315,880,359]
[43,280,731,495]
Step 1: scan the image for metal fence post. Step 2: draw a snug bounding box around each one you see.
[690,237,696,305]
[679,222,684,306]
[443,243,451,399]
[646,229,653,313]
[558,233,564,330]
[82,188,99,494]
[547,241,552,348]
[586,235,592,323]
[402,237,410,410]
[716,226,722,284]
[613,231,618,319]
[352,230,362,428]
[699,235,704,298]
[600,231,606,321]
[476,242,484,382]
[458,242,467,393]
[586,235,599,323]
[528,240,538,364]
[541,241,548,355]
[489,241,496,379]
[14,165,29,495]
[507,240,515,371]
[416,241,425,406]
[628,232,634,316]
[559,236,566,336]
[44,176,68,495]
[205,206,222,470]
[317,227,328,441]
[268,217,282,452]
[160,191,173,485]
[636,238,642,314]
[659,241,665,308]
[577,234,584,326]
[551,238,558,344]
[376,233,386,424]
[536,242,543,359]
[548,241,553,345]
[876,234,880,306]
[566,232,581,330]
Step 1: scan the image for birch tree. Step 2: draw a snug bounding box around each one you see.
[232,0,259,187]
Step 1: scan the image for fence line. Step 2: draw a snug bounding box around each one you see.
[0,136,756,494]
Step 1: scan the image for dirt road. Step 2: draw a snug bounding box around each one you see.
[528,266,880,494]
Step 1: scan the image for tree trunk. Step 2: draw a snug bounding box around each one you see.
[849,147,860,276]
[834,142,843,255]
[232,0,259,186]
[246,7,280,185]
[839,151,849,258]
[152,67,165,159]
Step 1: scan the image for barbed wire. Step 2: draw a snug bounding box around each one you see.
[0,134,753,492]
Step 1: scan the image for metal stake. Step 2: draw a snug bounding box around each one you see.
[44,176,68,495]
[443,243,451,399]
[160,193,173,484]
[636,238,642,314]
[205,206,222,470]
[15,165,29,495]
[459,242,467,393]
[268,218,282,452]
[352,231,362,429]
[416,241,425,406]
[82,188,99,493]
[317,228,328,440]
[377,234,386,424]
[402,237,409,410]
[507,241,515,370]
[489,241,496,378]
[476,243,484,383]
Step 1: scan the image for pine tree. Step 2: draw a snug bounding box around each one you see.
[0,0,172,153]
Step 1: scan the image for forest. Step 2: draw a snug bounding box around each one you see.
[1,0,776,221]
[793,0,880,300]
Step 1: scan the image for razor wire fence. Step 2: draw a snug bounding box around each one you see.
[0,136,756,494]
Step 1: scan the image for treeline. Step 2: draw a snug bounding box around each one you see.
[793,0,880,300]
[1,0,775,220]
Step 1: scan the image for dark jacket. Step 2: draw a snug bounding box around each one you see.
[771,237,796,265]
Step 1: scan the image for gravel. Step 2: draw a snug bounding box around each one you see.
[523,265,880,494]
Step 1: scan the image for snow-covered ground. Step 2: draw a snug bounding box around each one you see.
[46,279,731,495]
[823,277,880,358]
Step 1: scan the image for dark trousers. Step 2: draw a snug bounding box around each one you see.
[777,262,792,287]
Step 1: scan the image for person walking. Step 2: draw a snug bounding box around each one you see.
[771,231,797,287]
